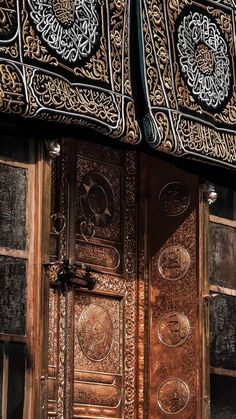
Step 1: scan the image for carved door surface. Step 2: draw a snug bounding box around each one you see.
[45,140,138,419]
[146,157,204,418]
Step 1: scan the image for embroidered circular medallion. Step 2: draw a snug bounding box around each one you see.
[157,312,190,348]
[159,182,190,216]
[29,0,99,63]
[177,10,231,108]
[77,304,114,361]
[157,379,189,414]
[158,245,190,281]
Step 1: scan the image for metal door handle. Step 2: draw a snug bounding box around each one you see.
[57,260,96,290]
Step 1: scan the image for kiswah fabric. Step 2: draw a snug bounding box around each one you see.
[139,0,236,167]
[0,0,141,143]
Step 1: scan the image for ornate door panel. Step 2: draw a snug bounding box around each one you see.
[45,140,138,419]
[147,157,203,418]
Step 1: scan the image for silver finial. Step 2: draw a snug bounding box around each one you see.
[45,140,61,158]
[204,182,218,205]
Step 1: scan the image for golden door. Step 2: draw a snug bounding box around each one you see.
[42,145,206,418]
[43,139,140,419]
[143,156,206,419]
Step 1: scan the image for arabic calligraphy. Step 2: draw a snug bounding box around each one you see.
[157,312,190,348]
[177,11,231,108]
[0,0,17,40]
[0,62,26,114]
[157,379,189,414]
[28,0,99,63]
[195,43,214,75]
[52,0,74,26]
[0,43,18,59]
[30,71,119,126]
[158,245,190,281]
[177,117,236,164]
[159,182,190,216]
[77,304,114,361]
[0,0,140,142]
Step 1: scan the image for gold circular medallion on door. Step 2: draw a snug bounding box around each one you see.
[158,245,190,280]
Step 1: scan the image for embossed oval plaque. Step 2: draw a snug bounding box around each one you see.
[79,172,115,227]
[157,379,189,414]
[157,312,190,348]
[159,182,190,216]
[77,304,114,361]
[158,245,190,281]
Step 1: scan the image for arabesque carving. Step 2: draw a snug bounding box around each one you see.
[46,143,138,418]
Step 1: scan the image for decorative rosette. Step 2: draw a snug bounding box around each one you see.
[177,11,231,108]
[29,0,99,62]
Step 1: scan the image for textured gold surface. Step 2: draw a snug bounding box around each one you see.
[45,141,139,418]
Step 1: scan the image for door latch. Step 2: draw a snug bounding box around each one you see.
[57,260,96,291]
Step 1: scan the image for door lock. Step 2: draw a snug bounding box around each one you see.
[57,260,96,291]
